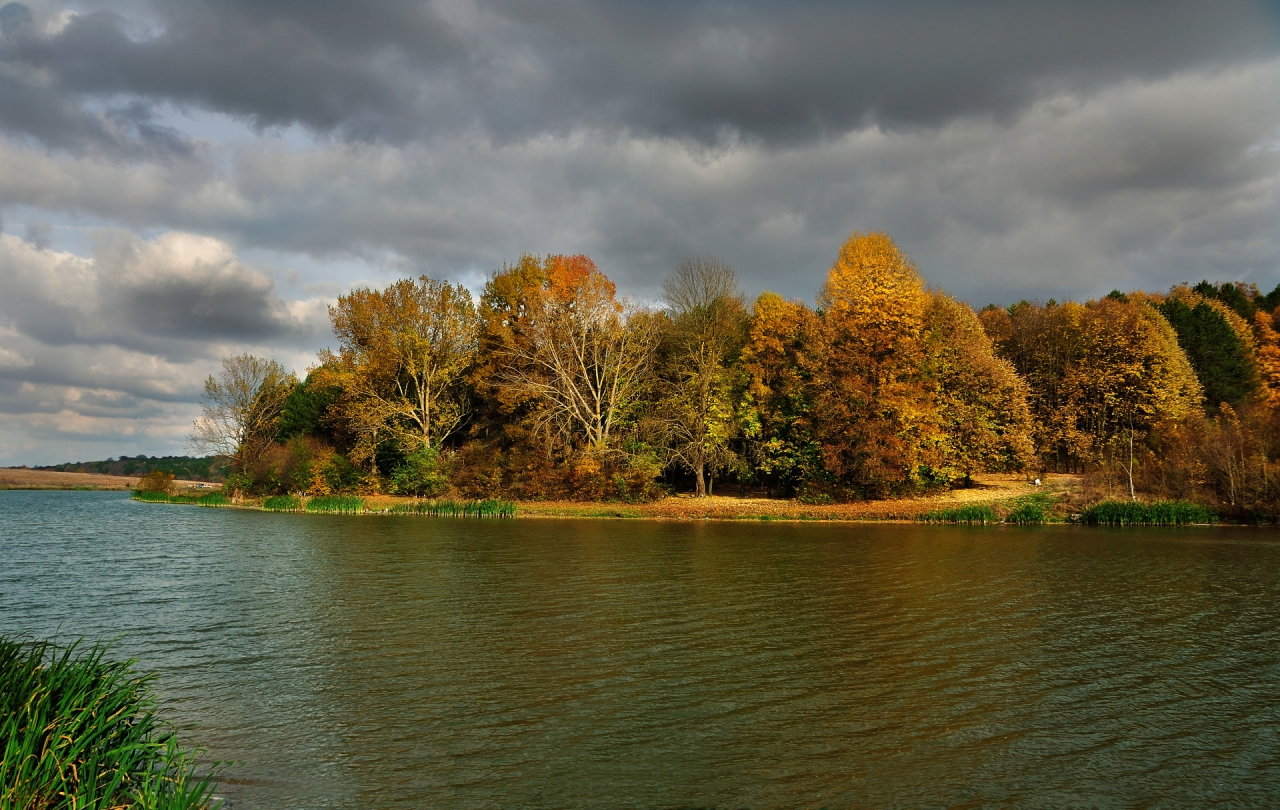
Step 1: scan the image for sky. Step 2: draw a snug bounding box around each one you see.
[1,0,1279,466]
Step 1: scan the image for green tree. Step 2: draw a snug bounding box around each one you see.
[277,372,341,441]
[1158,292,1258,411]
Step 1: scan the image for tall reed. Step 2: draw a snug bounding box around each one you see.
[916,504,999,524]
[262,494,303,512]
[0,635,220,809]
[388,498,516,518]
[304,495,364,514]
[1080,500,1215,526]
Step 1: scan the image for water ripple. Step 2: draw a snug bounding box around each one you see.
[3,491,1280,808]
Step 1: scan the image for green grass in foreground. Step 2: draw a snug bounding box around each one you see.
[0,636,219,810]
[917,504,1000,524]
[305,495,364,514]
[1005,492,1059,525]
[1080,499,1215,526]
[388,498,516,518]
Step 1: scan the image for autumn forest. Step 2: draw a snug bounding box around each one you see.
[193,231,1280,519]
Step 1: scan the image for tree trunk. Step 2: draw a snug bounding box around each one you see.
[1127,428,1136,502]
[695,460,706,498]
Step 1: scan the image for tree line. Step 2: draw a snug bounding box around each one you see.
[193,231,1280,515]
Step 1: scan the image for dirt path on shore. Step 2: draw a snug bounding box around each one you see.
[0,468,219,491]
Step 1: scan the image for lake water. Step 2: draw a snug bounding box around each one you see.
[3,491,1280,808]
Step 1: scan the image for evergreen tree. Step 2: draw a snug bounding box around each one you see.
[1158,297,1258,411]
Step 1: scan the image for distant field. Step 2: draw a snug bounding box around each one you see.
[0,468,219,491]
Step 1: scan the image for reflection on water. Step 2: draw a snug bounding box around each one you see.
[3,491,1280,808]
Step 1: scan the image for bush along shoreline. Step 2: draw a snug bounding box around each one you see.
[0,635,220,810]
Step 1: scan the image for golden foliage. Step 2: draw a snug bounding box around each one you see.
[923,292,1035,478]
[478,254,658,455]
[319,276,478,468]
[810,232,936,496]
[1253,310,1280,404]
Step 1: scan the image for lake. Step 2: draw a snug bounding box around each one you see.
[3,490,1280,808]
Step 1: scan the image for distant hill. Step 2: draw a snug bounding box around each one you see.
[35,455,229,482]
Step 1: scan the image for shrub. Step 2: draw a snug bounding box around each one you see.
[0,635,220,809]
[136,469,175,494]
[1080,500,1215,526]
[389,445,450,498]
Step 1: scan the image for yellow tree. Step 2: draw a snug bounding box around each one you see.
[320,276,478,468]
[1252,310,1280,404]
[923,292,1035,482]
[980,300,1087,471]
[1062,298,1203,499]
[810,231,938,496]
[741,291,820,493]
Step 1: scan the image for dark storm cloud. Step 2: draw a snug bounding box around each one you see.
[1,0,1276,148]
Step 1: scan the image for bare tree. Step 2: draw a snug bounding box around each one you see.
[190,355,296,468]
[495,260,659,453]
[662,256,742,316]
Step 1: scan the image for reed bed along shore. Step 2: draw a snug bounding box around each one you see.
[1080,499,1216,526]
[0,635,219,810]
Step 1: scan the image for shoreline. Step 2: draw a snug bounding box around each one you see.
[124,472,1075,523]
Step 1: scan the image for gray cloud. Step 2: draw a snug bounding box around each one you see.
[0,230,331,465]
[1,0,1276,150]
[3,60,1275,306]
[0,231,327,356]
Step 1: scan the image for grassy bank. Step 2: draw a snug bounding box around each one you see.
[0,635,219,809]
